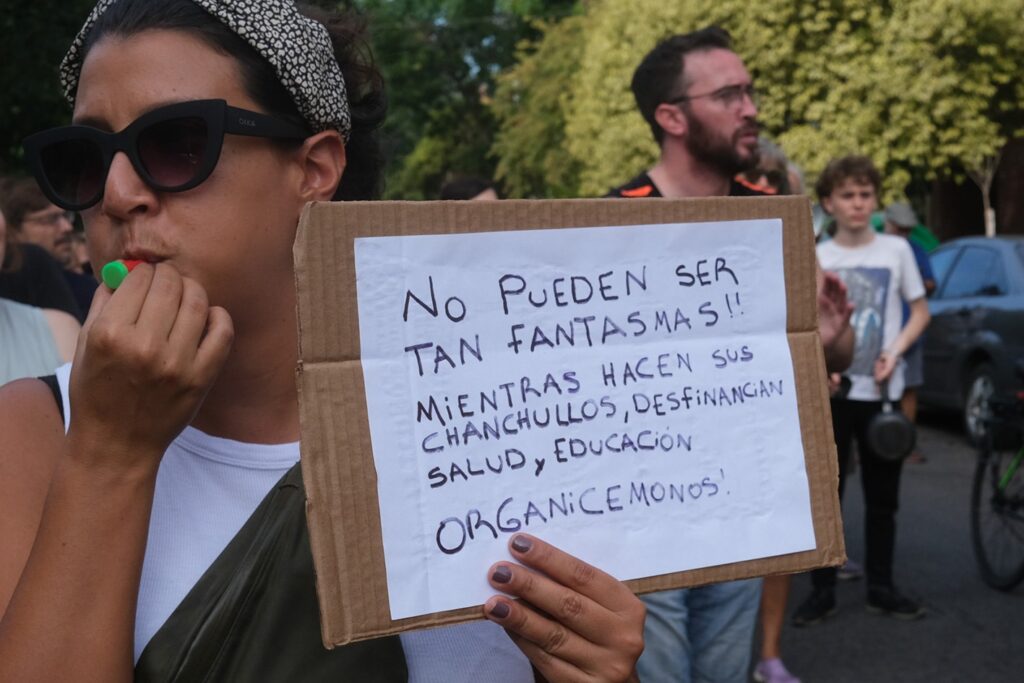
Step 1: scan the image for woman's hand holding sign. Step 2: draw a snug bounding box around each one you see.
[484,534,644,683]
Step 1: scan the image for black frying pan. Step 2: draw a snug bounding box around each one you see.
[866,379,916,462]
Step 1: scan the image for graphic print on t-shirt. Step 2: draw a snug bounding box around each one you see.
[837,267,891,378]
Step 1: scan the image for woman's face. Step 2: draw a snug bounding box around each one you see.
[74,30,307,321]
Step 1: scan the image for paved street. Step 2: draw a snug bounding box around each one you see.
[776,413,1024,682]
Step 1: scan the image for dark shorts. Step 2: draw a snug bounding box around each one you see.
[904,343,923,388]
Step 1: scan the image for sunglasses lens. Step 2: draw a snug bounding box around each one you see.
[137,116,209,189]
[40,138,105,209]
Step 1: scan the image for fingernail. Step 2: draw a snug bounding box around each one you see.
[492,565,512,584]
[511,535,532,553]
[490,601,510,619]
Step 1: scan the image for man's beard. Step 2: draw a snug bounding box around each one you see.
[53,234,75,269]
[683,108,760,178]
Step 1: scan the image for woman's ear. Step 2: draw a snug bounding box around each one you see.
[296,130,347,202]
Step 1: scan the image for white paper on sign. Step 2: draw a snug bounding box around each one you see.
[354,219,815,620]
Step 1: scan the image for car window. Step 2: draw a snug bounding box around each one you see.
[941,246,1006,298]
[929,247,960,295]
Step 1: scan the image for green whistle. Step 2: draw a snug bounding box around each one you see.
[101,259,143,290]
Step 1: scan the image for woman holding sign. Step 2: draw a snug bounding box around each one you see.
[0,1,644,681]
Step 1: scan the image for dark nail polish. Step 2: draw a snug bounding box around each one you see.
[492,565,512,584]
[511,535,532,553]
[490,601,510,619]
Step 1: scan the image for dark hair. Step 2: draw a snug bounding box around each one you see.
[80,0,387,200]
[0,224,16,275]
[743,139,791,195]
[439,176,497,201]
[631,26,733,144]
[2,178,51,232]
[0,177,25,273]
[815,155,882,201]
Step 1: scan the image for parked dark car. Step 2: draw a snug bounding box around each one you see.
[919,236,1024,443]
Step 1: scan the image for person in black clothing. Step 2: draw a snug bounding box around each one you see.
[1,179,96,319]
[606,27,762,201]
[0,190,82,321]
[606,27,775,683]
[608,27,853,683]
[0,242,82,320]
[0,206,80,383]
[602,25,770,683]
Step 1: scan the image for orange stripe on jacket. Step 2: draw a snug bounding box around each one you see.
[734,176,777,195]
[620,185,655,198]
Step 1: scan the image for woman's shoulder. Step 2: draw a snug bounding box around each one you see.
[0,376,65,490]
[41,309,81,362]
[0,378,66,613]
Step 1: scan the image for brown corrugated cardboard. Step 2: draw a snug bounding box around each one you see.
[294,196,843,647]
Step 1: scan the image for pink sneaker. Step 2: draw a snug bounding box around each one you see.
[753,658,802,683]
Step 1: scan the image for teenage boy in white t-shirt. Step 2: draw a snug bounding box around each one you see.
[793,156,930,625]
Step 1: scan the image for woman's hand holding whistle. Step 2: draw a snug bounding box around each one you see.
[67,261,234,475]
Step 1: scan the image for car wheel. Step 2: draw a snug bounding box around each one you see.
[964,363,996,445]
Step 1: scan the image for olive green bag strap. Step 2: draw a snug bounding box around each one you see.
[135,463,408,682]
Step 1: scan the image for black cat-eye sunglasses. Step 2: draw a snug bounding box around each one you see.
[23,99,310,211]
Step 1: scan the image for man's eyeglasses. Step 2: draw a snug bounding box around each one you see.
[666,83,759,110]
[23,209,76,227]
[23,99,311,212]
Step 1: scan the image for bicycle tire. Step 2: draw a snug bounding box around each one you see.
[970,442,1024,591]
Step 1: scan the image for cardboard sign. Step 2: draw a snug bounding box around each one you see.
[295,197,844,646]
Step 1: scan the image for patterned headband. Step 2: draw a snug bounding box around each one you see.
[59,0,351,140]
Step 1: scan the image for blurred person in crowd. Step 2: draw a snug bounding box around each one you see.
[883,202,935,463]
[794,156,929,628]
[67,231,93,275]
[0,181,82,320]
[2,179,96,316]
[0,200,79,386]
[738,138,789,195]
[740,139,806,198]
[786,163,805,196]
[440,175,500,200]
[607,26,852,683]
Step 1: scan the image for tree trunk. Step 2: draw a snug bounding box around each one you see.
[967,150,1002,238]
[978,189,995,237]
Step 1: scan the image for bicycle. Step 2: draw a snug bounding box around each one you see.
[970,393,1024,591]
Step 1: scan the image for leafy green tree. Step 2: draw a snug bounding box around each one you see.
[561,0,899,197]
[491,16,585,197]
[0,0,96,175]
[868,0,1024,234]
[0,0,574,199]
[772,0,1024,224]
[355,0,575,199]
[497,0,1024,219]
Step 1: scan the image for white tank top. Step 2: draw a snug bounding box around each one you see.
[55,364,531,682]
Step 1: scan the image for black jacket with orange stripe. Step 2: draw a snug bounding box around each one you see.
[605,171,772,198]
